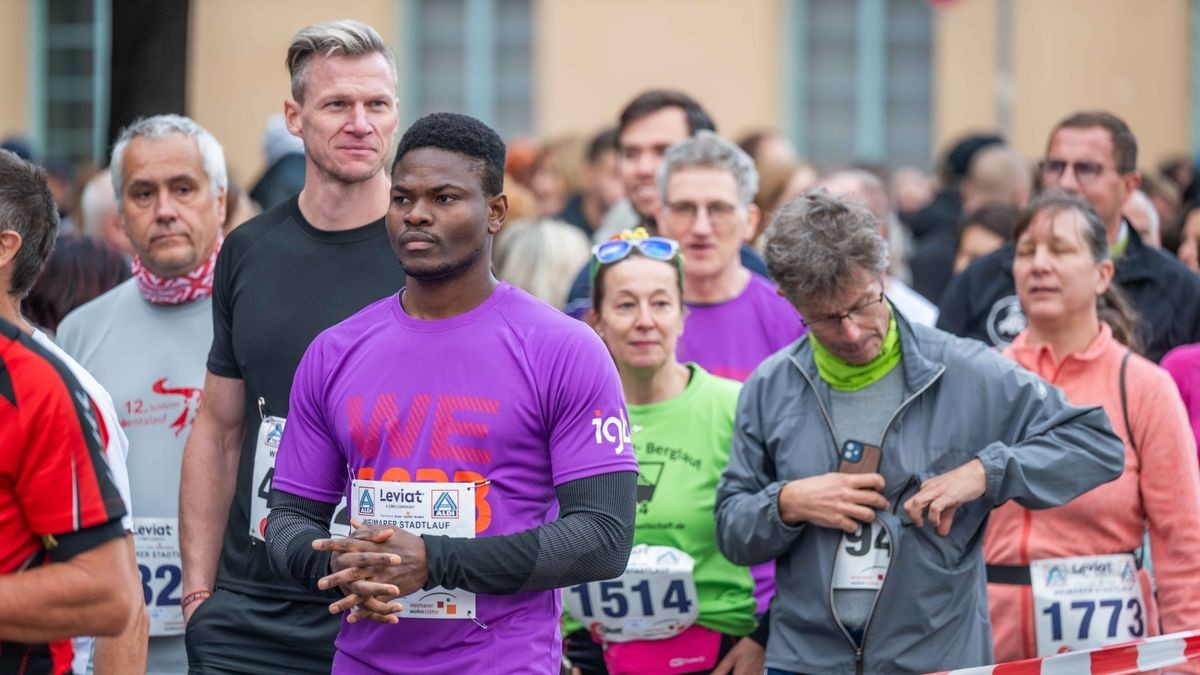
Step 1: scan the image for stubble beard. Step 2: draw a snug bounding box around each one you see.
[401,241,486,283]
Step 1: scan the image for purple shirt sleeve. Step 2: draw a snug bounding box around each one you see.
[537,325,639,486]
[274,336,347,503]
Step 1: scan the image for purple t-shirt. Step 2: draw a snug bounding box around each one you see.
[274,282,637,674]
[1162,343,1200,459]
[675,274,805,613]
[677,274,806,382]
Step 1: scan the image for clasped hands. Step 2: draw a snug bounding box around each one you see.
[777,458,986,537]
[311,519,429,624]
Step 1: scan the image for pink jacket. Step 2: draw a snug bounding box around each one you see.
[1162,343,1200,455]
[984,324,1200,666]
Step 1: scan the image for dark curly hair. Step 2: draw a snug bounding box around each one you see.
[392,112,506,196]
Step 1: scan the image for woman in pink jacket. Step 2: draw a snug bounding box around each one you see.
[984,193,1200,663]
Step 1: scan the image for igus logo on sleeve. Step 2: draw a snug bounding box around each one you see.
[591,409,631,454]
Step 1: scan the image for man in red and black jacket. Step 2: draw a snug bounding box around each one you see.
[0,148,139,674]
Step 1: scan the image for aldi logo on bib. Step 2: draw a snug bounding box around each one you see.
[1045,565,1067,587]
[265,422,283,448]
[432,490,459,518]
[357,486,376,517]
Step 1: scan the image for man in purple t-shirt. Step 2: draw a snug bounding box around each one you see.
[265,113,638,674]
[648,131,806,614]
[656,131,806,384]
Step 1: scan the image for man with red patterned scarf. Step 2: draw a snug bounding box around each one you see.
[56,114,227,674]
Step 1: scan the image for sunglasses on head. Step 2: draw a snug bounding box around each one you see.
[589,236,682,284]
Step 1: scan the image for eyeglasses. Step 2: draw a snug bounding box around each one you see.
[800,289,886,330]
[589,236,682,283]
[1040,159,1118,186]
[663,200,741,226]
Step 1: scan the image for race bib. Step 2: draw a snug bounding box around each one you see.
[133,517,183,636]
[565,544,700,643]
[249,415,350,541]
[351,480,476,620]
[832,521,892,590]
[1030,554,1146,656]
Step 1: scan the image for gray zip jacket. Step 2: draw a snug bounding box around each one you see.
[715,313,1124,675]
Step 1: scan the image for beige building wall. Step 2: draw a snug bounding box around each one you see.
[0,1,29,139]
[1010,0,1190,168]
[934,0,1191,168]
[535,0,783,142]
[933,0,999,155]
[187,0,397,186]
[0,0,1172,181]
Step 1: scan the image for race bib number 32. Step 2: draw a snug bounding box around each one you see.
[133,517,183,637]
[1030,554,1146,656]
[351,479,476,620]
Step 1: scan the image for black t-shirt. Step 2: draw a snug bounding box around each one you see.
[207,195,405,601]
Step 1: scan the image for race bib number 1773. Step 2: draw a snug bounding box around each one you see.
[1030,554,1146,656]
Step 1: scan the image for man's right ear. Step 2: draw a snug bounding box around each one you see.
[283,99,303,137]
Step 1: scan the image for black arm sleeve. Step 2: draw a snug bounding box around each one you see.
[748,608,770,647]
[423,471,636,595]
[264,489,340,597]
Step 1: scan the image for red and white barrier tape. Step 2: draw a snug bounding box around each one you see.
[931,631,1200,675]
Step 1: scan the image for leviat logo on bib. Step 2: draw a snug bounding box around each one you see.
[352,479,478,620]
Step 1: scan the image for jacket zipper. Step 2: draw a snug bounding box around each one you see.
[789,361,867,662]
[854,364,945,672]
[797,354,945,673]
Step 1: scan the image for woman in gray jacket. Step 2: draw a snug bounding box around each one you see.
[714,190,1125,675]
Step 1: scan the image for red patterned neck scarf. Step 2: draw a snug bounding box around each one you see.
[132,242,221,305]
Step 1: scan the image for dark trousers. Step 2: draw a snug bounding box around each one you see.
[185,587,339,674]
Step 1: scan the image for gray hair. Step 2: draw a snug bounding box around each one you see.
[111,114,228,200]
[287,20,396,103]
[764,189,889,305]
[657,130,759,207]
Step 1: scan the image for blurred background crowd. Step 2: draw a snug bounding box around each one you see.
[2,0,1199,329]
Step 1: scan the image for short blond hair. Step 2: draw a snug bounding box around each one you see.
[286,20,396,103]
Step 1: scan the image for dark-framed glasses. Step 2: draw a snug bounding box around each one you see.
[801,290,886,330]
[1040,159,1113,186]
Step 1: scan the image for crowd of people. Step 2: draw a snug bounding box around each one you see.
[3,15,1200,675]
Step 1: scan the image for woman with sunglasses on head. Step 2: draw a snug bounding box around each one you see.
[984,193,1200,664]
[563,229,765,675]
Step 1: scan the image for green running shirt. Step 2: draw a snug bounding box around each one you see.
[565,364,757,637]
